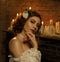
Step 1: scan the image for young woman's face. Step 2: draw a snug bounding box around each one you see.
[23,16,41,34]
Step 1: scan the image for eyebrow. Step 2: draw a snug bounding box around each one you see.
[30,18,40,24]
[30,19,36,23]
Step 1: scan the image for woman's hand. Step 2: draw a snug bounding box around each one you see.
[26,32,38,48]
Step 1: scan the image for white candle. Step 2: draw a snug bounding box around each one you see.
[40,21,44,34]
[56,22,60,33]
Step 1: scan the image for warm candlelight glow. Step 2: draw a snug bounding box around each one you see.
[42,21,43,25]
[29,7,31,10]
[50,19,53,23]
[19,13,22,16]
[11,19,14,24]
[12,19,14,22]
[17,13,18,16]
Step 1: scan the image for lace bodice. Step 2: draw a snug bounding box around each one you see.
[9,48,41,62]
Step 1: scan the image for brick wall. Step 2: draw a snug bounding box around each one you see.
[0,0,60,62]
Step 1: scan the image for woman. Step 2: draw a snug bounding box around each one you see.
[9,9,42,62]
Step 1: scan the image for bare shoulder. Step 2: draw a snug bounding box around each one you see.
[9,37,18,46]
[9,37,22,57]
[10,37,18,43]
[9,37,19,51]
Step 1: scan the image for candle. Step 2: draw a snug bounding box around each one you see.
[9,19,15,30]
[56,22,60,33]
[50,19,53,25]
[11,19,14,25]
[29,7,31,10]
[17,13,18,16]
[40,21,44,34]
[50,19,53,23]
[42,21,43,25]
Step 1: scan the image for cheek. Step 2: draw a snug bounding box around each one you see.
[24,22,31,30]
[28,22,32,27]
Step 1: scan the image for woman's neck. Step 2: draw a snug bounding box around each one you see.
[17,30,27,42]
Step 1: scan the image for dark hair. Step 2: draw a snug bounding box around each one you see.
[12,10,42,34]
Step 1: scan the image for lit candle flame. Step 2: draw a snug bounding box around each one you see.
[42,21,43,25]
[11,19,15,25]
[17,13,18,16]
[12,19,14,22]
[29,7,31,10]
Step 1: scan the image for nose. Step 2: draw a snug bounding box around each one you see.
[33,25,37,31]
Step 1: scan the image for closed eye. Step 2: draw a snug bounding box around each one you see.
[30,19,35,24]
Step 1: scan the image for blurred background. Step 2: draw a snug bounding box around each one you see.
[0,0,60,62]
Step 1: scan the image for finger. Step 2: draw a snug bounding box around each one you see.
[26,32,33,40]
[27,32,35,37]
[26,32,32,38]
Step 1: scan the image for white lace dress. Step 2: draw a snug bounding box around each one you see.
[9,48,41,62]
